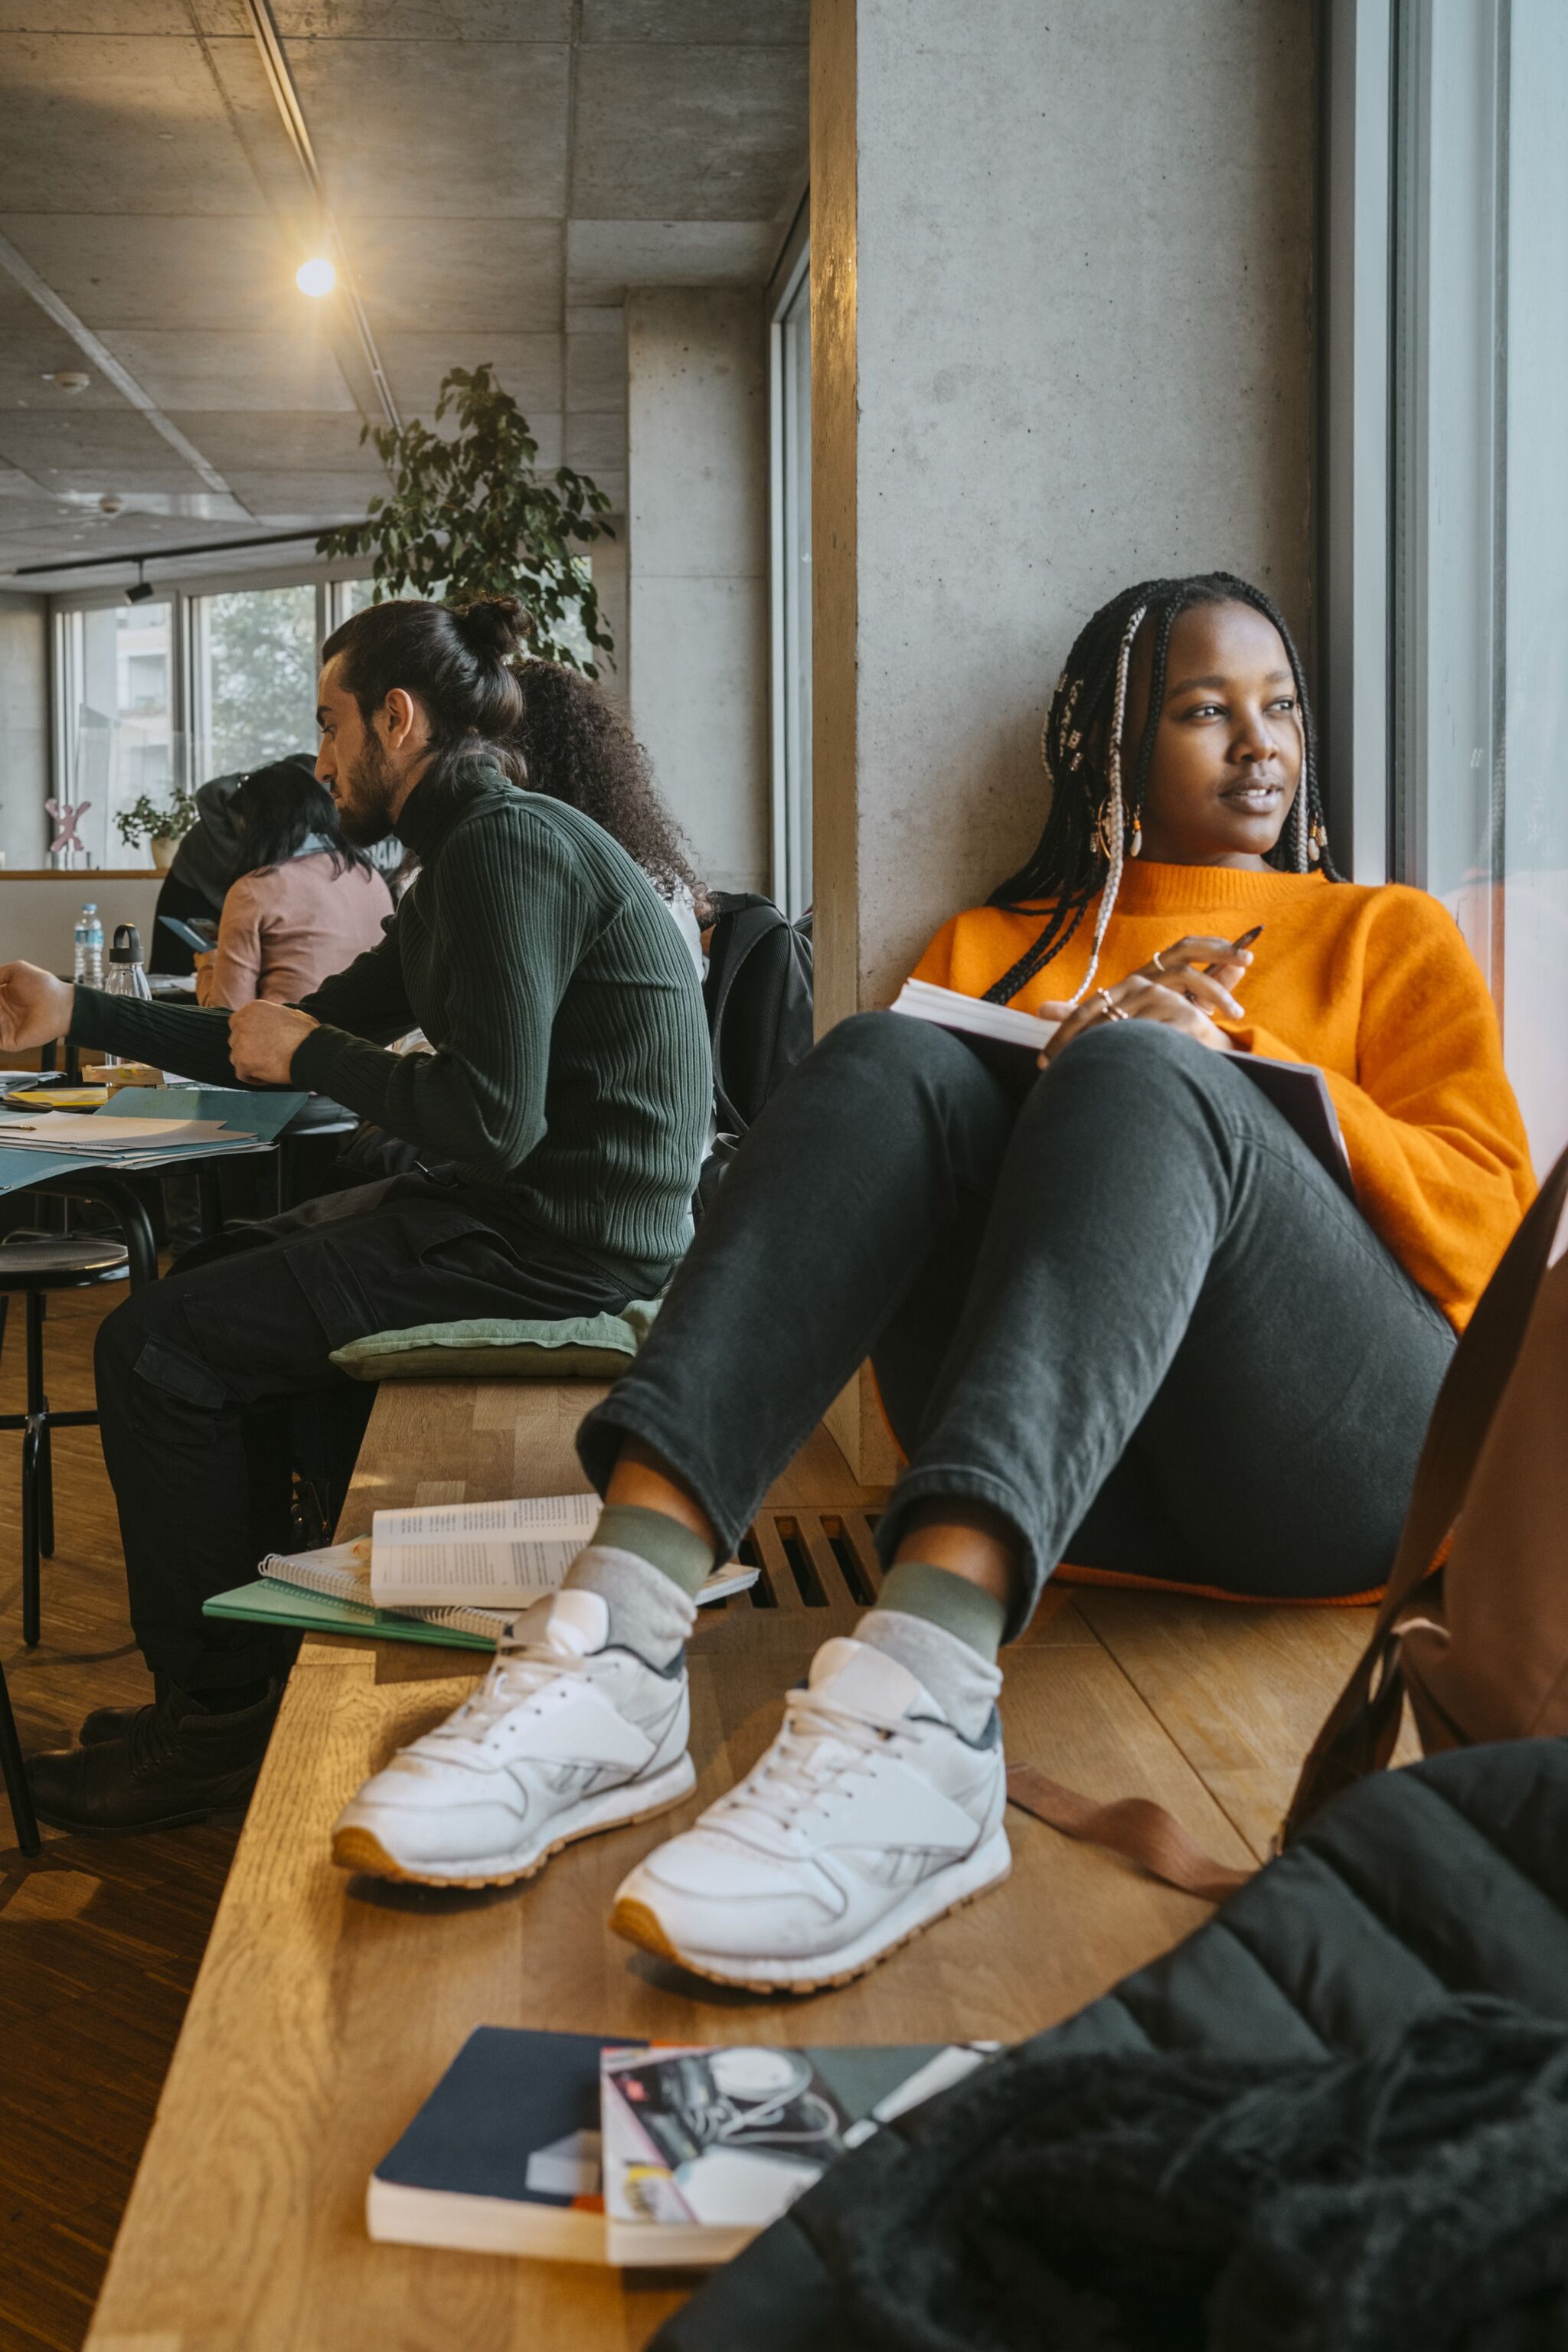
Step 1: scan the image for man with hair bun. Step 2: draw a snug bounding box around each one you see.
[0,596,711,1832]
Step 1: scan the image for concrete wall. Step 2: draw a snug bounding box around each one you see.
[626,286,770,895]
[810,0,1316,1470]
[812,0,1318,1029]
[0,595,51,870]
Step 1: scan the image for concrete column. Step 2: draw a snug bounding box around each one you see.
[811,0,1316,1467]
[625,286,769,894]
[0,596,49,869]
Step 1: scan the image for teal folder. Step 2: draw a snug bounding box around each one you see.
[203,1579,493,1652]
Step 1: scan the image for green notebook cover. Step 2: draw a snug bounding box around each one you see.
[203,1579,493,1651]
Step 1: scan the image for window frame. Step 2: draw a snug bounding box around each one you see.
[47,563,371,863]
[769,215,812,921]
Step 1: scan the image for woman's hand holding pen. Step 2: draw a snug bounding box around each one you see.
[1034,929,1261,1067]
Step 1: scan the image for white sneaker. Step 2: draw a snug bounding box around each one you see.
[609,1635,1009,1991]
[331,1588,694,1887]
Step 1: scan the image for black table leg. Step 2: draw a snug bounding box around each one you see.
[0,1658,39,1857]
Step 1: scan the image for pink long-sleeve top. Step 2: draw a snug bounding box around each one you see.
[194,851,394,1009]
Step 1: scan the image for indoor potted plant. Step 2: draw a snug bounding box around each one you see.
[316,363,615,671]
[117,783,198,872]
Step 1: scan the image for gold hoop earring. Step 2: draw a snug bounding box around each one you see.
[1093,799,1117,861]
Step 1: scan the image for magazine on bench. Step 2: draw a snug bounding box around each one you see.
[365,2027,995,2267]
[889,978,1354,1200]
[600,2039,997,2266]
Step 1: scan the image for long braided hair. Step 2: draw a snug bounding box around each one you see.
[982,572,1339,1008]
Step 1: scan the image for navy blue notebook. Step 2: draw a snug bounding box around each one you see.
[368,2026,646,2264]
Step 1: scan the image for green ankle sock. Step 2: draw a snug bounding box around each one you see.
[875,1560,1008,1663]
[592,1503,715,1598]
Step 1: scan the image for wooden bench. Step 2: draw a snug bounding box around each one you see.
[84,1377,1385,2351]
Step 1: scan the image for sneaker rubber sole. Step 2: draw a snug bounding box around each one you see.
[331,1751,698,1889]
[610,1824,1012,1993]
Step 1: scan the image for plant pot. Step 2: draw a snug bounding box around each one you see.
[151,835,179,874]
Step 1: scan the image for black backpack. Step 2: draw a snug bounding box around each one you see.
[695,892,814,1216]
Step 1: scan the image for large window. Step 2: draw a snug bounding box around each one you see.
[769,240,812,920]
[51,575,369,867]
[190,584,318,779]
[54,601,177,870]
[1386,0,1568,1161]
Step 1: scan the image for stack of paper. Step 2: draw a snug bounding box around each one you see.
[0,1112,260,1166]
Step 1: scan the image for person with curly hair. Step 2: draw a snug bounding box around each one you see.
[510,658,708,970]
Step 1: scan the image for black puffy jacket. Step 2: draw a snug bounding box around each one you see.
[652,1740,1568,2352]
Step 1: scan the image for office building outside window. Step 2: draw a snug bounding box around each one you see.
[1388,0,1568,1162]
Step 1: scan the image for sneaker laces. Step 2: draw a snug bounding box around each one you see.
[712,1689,906,1834]
[417,1637,590,1754]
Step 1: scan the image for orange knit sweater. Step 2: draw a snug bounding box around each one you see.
[913,861,1535,1329]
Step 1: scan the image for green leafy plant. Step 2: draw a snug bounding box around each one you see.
[316,364,615,678]
[116,784,198,848]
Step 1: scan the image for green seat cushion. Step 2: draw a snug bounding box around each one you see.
[329,1297,662,1383]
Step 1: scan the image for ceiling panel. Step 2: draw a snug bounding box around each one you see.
[572,44,808,220]
[0,407,211,492]
[566,218,779,305]
[288,38,571,218]
[345,216,564,333]
[207,1,570,35]
[0,34,266,214]
[97,328,354,415]
[377,332,564,421]
[582,0,806,41]
[165,410,386,475]
[0,214,309,331]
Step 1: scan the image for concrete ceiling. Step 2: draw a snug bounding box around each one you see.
[0,0,807,590]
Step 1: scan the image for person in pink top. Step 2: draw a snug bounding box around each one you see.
[194,755,393,1009]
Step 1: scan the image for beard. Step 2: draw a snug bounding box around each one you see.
[335,730,400,847]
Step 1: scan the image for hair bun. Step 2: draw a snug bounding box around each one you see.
[452,595,524,662]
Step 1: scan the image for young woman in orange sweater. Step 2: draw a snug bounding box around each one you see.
[335,572,1534,1990]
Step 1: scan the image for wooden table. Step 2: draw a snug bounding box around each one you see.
[84,1379,1387,2352]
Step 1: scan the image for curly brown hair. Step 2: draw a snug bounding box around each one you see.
[509,658,705,912]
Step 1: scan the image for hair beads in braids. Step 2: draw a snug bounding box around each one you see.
[982,572,1339,1008]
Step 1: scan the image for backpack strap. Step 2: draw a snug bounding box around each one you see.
[1005,1765,1252,1903]
[1282,1140,1568,1839]
[704,895,790,1136]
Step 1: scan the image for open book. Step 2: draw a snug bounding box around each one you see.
[890,977,1354,1200]
[257,1492,756,1637]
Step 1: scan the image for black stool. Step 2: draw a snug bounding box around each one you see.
[0,1236,132,1650]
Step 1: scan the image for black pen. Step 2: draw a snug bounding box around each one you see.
[1209,924,1263,972]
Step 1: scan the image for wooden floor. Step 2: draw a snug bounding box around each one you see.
[0,1278,239,2352]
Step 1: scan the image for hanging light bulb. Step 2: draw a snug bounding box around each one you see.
[296,256,335,298]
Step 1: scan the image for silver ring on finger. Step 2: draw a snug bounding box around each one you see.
[1096,988,1131,1024]
[1151,949,1168,974]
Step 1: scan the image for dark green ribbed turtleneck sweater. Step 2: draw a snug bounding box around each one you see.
[69,762,712,1281]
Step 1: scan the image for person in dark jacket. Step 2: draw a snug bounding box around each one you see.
[0,596,710,1835]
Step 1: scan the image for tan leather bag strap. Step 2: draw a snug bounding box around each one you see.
[1005,1764,1253,1903]
[1282,1142,1568,1840]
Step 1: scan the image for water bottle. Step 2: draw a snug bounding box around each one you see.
[101,924,152,1070]
[74,903,104,988]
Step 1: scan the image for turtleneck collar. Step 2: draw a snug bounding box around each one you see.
[391,754,513,864]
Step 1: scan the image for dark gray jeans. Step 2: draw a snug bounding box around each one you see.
[579,1014,1456,1638]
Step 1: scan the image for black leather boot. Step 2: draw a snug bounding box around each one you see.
[29,1682,281,1832]
[79,1674,167,1746]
